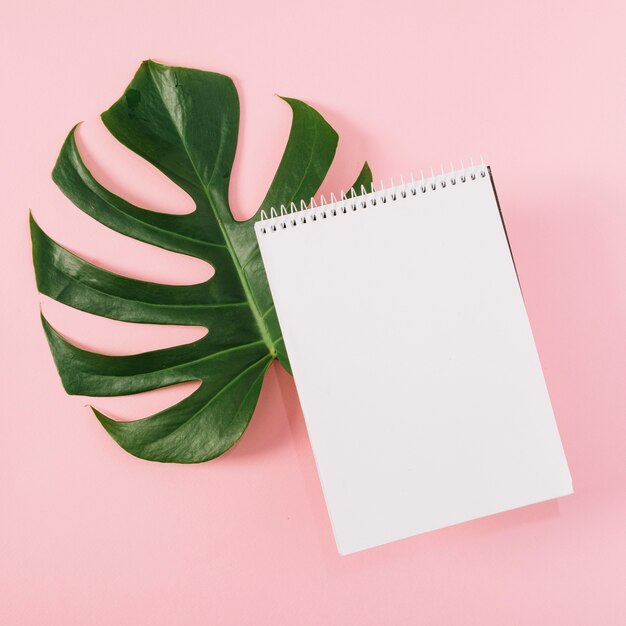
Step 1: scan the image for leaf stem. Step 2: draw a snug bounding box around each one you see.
[203,198,277,360]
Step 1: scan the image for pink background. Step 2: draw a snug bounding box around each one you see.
[2,1,625,624]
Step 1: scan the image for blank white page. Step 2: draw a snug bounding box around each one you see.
[255,167,572,555]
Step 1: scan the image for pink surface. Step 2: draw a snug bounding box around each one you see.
[1,1,625,623]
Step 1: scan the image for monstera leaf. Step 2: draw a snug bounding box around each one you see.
[31,61,371,463]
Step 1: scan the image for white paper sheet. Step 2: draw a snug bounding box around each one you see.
[255,167,572,555]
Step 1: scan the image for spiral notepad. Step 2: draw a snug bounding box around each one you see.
[255,164,572,555]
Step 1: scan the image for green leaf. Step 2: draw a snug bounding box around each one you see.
[30,60,366,463]
[347,161,373,196]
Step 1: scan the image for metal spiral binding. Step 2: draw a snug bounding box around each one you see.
[256,158,487,235]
